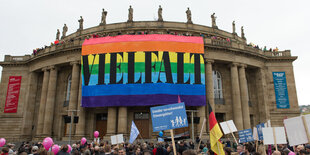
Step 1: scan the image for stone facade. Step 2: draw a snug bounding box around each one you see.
[0,21,300,142]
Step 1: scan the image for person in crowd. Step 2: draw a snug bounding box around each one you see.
[305,145,310,154]
[134,147,142,155]
[58,144,70,155]
[182,149,197,155]
[272,151,281,155]
[166,145,174,155]
[244,144,255,155]
[37,148,47,155]
[0,147,9,155]
[237,145,245,155]
[225,147,232,155]
[296,145,305,155]
[118,148,126,155]
[30,146,39,155]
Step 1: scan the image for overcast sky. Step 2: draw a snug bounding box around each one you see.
[0,0,309,105]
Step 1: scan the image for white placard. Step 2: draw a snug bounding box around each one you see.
[111,134,124,145]
[264,120,271,127]
[262,127,287,145]
[220,120,238,134]
[253,127,258,141]
[227,120,238,132]
[304,114,310,135]
[284,116,308,146]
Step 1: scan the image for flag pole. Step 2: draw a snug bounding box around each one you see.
[170,129,177,155]
[138,133,145,143]
[272,127,278,151]
[226,121,238,145]
[196,118,206,152]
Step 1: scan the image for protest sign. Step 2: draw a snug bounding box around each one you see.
[111,134,124,145]
[220,120,238,145]
[158,138,164,142]
[238,129,254,143]
[262,127,287,145]
[284,116,309,146]
[220,120,238,134]
[256,123,265,140]
[150,102,188,132]
[253,127,258,141]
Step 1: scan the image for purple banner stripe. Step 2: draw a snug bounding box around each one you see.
[82,95,206,107]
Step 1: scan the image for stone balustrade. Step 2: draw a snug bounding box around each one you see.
[264,50,291,57]
[4,55,31,62]
[210,39,232,47]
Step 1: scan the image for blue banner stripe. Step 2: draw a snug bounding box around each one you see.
[82,73,206,85]
[82,83,206,96]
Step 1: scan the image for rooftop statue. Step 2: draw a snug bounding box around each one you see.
[158,5,163,22]
[241,26,246,39]
[100,9,107,25]
[128,5,133,22]
[56,29,60,40]
[61,24,68,39]
[211,13,217,28]
[186,7,192,24]
[78,16,84,31]
[232,21,236,34]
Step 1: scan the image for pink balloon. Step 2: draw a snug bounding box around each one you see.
[94,131,99,138]
[67,144,72,153]
[81,137,87,145]
[52,145,60,154]
[0,138,6,147]
[42,137,53,151]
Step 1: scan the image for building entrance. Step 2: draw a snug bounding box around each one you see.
[134,112,149,139]
[96,113,107,138]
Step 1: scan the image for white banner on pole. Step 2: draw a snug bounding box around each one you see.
[304,114,310,135]
[220,120,237,134]
[284,116,308,146]
[111,134,124,145]
[262,127,287,145]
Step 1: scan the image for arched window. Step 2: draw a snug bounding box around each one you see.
[213,70,223,99]
[65,74,72,102]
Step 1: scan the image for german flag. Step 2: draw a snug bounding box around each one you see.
[208,103,225,155]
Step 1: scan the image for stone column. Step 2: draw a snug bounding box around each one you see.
[230,63,244,130]
[66,61,80,135]
[21,72,38,138]
[75,72,85,137]
[43,66,58,136]
[205,60,215,110]
[117,107,128,135]
[205,59,214,131]
[256,68,270,123]
[36,68,50,136]
[238,64,251,129]
[106,107,117,136]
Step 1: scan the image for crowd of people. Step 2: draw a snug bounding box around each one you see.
[31,29,233,56]
[1,138,310,155]
[246,42,280,53]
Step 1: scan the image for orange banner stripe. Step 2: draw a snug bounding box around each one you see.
[82,41,204,55]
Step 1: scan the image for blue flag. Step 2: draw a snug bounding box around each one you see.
[129,121,140,143]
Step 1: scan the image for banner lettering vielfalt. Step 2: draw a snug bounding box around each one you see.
[81,34,205,107]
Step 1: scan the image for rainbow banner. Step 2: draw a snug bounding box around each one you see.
[81,34,206,107]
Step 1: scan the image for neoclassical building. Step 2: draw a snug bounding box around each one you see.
[0,14,300,142]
